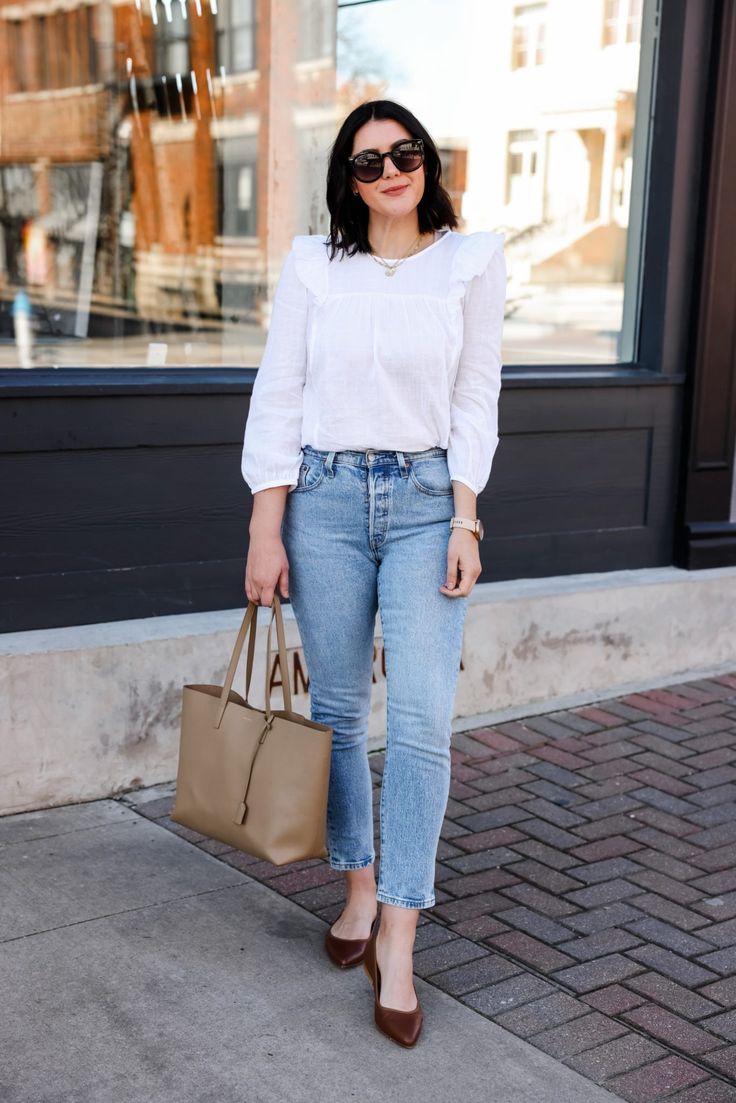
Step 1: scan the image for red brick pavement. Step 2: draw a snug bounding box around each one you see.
[128,671,736,1102]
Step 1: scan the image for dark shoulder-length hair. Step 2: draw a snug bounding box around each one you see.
[324,99,458,261]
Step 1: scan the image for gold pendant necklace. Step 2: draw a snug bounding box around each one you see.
[370,232,426,276]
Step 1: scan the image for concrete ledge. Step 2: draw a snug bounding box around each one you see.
[1,565,735,815]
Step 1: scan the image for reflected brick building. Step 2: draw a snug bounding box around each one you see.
[0,0,334,329]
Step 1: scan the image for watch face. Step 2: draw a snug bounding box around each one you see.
[478,519,485,541]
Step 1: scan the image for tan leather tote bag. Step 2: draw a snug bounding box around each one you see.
[171,594,332,865]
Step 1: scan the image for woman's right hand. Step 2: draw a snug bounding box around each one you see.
[245,485,290,606]
[245,531,289,608]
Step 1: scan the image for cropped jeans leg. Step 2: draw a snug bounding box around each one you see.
[281,460,378,871]
[375,507,468,910]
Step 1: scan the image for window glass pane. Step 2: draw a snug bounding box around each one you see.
[0,0,652,369]
[9,23,26,93]
[232,28,254,72]
[155,1,190,74]
[232,0,253,26]
[36,16,49,88]
[216,0,254,73]
[512,3,546,69]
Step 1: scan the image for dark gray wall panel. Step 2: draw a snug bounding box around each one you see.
[0,376,682,631]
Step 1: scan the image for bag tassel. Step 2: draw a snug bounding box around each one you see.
[233,715,274,824]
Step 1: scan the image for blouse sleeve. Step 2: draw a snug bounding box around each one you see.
[446,232,507,497]
[241,245,309,495]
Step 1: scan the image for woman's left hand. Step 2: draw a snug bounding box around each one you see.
[440,529,482,598]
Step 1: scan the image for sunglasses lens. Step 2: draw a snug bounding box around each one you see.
[393,146,423,172]
[353,154,382,182]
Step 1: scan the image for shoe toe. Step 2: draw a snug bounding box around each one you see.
[324,916,377,968]
[376,1004,423,1047]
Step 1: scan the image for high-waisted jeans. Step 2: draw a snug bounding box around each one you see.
[280,444,468,909]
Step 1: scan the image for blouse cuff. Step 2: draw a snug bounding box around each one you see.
[448,473,479,495]
[247,477,298,495]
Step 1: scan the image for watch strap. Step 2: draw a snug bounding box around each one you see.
[450,516,481,540]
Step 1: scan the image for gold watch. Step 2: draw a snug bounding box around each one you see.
[450,516,484,541]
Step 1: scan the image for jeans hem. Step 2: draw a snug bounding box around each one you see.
[376,890,435,909]
[328,855,375,871]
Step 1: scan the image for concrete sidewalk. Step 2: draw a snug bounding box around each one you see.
[0,799,622,1103]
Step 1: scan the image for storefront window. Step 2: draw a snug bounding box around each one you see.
[0,0,652,369]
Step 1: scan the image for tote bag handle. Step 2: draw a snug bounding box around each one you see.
[214,594,292,728]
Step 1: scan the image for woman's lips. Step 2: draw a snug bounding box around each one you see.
[382,184,408,195]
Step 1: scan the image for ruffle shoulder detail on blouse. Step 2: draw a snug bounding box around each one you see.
[291,234,330,303]
[448,230,505,306]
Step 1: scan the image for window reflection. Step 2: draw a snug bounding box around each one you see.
[0,0,648,368]
[154,1,190,79]
[216,0,256,75]
[603,0,643,48]
[512,3,546,70]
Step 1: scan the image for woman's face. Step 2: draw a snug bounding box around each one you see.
[349,119,426,218]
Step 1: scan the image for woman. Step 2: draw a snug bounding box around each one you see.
[241,99,506,1048]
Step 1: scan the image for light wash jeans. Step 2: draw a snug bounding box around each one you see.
[281,444,468,909]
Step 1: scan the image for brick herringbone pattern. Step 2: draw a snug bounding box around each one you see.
[128,672,736,1102]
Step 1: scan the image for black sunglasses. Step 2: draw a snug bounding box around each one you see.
[347,138,425,183]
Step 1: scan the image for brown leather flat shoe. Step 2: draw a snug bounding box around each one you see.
[363,922,423,1047]
[325,914,377,968]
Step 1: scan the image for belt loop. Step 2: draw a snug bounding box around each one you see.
[396,450,408,478]
[325,450,335,476]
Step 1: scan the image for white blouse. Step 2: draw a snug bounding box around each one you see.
[241,227,506,496]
